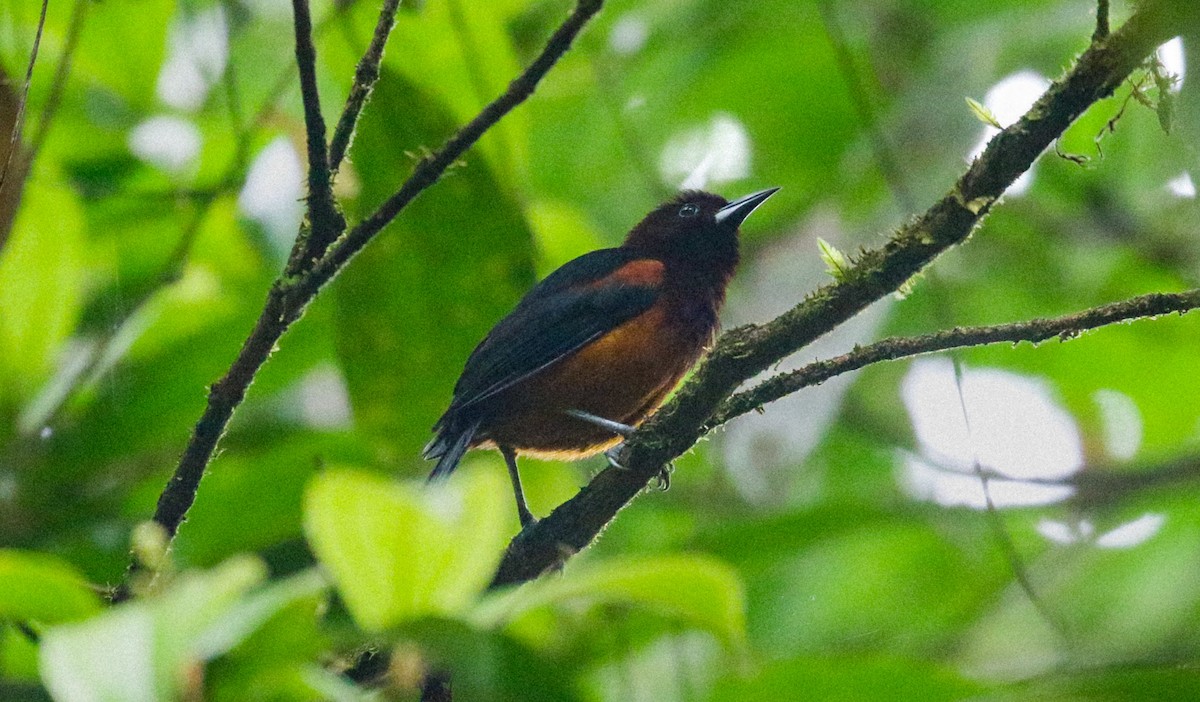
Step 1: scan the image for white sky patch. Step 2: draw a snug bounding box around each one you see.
[157,6,228,111]
[1096,513,1165,549]
[1157,36,1186,92]
[969,70,1050,196]
[1167,172,1196,199]
[1038,513,1165,549]
[128,116,201,174]
[1037,517,1094,545]
[238,137,304,253]
[898,358,1081,509]
[298,365,353,429]
[1093,389,1142,460]
[660,113,751,190]
[609,13,649,56]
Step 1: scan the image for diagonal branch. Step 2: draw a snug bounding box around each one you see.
[329,0,402,173]
[288,0,343,274]
[489,0,1200,589]
[0,0,46,196]
[117,0,605,602]
[298,0,604,298]
[708,289,1200,429]
[27,0,88,163]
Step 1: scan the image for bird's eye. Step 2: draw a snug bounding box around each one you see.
[678,204,700,218]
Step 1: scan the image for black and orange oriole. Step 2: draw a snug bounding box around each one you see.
[425,188,779,526]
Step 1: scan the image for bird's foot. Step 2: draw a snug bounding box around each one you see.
[605,444,629,470]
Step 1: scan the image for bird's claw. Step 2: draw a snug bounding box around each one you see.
[605,445,629,470]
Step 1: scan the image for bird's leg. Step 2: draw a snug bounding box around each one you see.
[566,409,637,472]
[499,445,536,528]
[564,409,636,437]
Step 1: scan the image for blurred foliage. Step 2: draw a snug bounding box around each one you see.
[1,0,1199,699]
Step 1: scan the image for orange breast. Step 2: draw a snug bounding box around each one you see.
[479,302,706,459]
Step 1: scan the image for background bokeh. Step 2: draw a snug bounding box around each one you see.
[2,0,1199,699]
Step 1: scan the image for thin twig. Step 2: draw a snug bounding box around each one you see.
[0,0,48,198]
[950,357,1071,640]
[328,0,401,173]
[297,0,604,298]
[489,1,1197,590]
[708,289,1200,428]
[817,0,916,212]
[27,0,87,161]
[818,1,1049,624]
[288,0,342,273]
[1094,0,1111,42]
[115,0,606,602]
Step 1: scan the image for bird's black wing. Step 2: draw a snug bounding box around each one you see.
[443,248,659,418]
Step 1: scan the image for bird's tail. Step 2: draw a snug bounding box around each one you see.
[424,416,481,482]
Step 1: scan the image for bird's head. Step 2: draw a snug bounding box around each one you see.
[623,188,779,270]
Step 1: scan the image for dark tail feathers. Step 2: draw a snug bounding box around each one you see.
[425,417,481,482]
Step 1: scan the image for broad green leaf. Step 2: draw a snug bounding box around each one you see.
[72,0,174,109]
[399,617,583,702]
[372,0,528,180]
[1,624,40,681]
[0,178,85,401]
[303,466,509,631]
[709,655,984,702]
[477,554,747,646]
[0,550,101,624]
[335,71,536,460]
[193,570,327,660]
[525,198,606,276]
[39,556,269,702]
[41,603,160,702]
[995,667,1200,702]
[204,575,334,702]
[171,432,367,569]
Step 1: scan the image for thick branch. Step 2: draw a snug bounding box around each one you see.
[117,0,604,602]
[489,0,1197,589]
[329,0,401,173]
[710,289,1200,429]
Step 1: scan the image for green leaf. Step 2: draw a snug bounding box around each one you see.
[0,550,101,624]
[817,237,850,282]
[400,617,584,702]
[39,556,269,702]
[373,0,528,180]
[335,71,537,459]
[477,554,747,646]
[1,624,41,681]
[999,667,1200,702]
[966,96,1003,129]
[709,655,984,702]
[303,466,510,631]
[193,570,327,660]
[0,178,85,402]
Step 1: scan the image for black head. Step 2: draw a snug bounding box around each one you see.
[623,188,780,270]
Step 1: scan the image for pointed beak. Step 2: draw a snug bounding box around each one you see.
[714,187,781,228]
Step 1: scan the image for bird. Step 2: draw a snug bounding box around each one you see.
[424,187,779,527]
